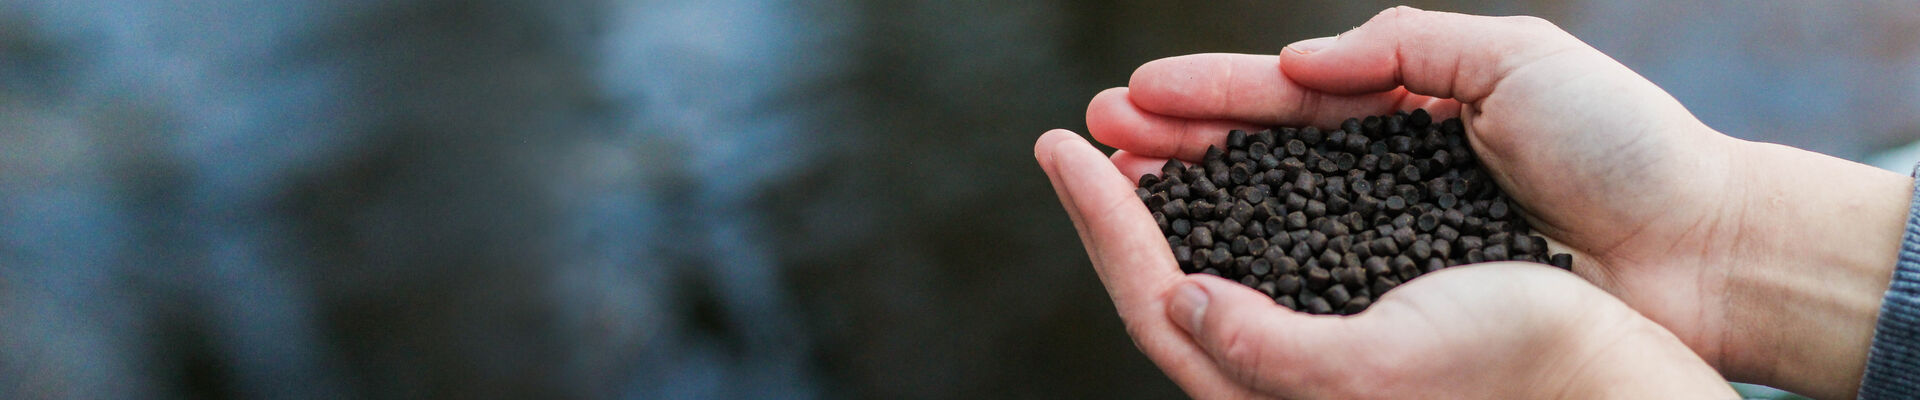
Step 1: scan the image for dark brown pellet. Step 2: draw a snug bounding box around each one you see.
[1340,297,1370,315]
[1162,199,1188,219]
[1285,211,1309,230]
[1459,236,1483,251]
[1370,276,1399,296]
[1249,258,1272,277]
[1253,129,1277,145]
[1305,295,1333,314]
[1300,127,1324,145]
[1442,208,1465,227]
[1414,213,1436,232]
[1488,200,1510,219]
[1392,227,1417,248]
[1187,226,1214,248]
[1326,196,1351,217]
[1328,235,1352,254]
[1276,274,1304,295]
[1192,200,1221,221]
[1226,129,1249,148]
[1408,240,1432,259]
[1487,232,1511,249]
[1220,219,1245,240]
[1391,255,1418,279]
[1325,285,1352,307]
[1390,214,1414,230]
[1354,194,1380,215]
[1305,231,1329,253]
[1549,253,1573,270]
[1370,238,1398,256]
[1305,265,1332,291]
[1363,257,1390,276]
[1513,235,1538,255]
[1193,178,1218,198]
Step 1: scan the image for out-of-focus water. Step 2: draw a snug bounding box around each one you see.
[0,1,1913,399]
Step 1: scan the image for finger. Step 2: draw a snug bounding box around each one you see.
[1169,275,1357,397]
[1043,130,1263,398]
[1050,130,1182,306]
[1087,87,1266,162]
[1037,130,1096,255]
[1111,150,1172,185]
[1279,6,1600,102]
[1127,53,1460,127]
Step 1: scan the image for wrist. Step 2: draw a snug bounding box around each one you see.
[1546,297,1734,399]
[1719,140,1911,399]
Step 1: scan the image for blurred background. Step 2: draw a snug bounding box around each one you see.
[2,0,1916,399]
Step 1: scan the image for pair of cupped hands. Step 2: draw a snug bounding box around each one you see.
[1037,7,1912,399]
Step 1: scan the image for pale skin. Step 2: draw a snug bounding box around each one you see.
[1038,6,1912,400]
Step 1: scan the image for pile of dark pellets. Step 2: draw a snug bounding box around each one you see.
[1136,109,1572,315]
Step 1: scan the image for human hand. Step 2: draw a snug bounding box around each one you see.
[1084,7,1912,399]
[1034,130,1731,398]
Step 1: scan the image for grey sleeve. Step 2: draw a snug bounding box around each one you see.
[1858,165,1920,400]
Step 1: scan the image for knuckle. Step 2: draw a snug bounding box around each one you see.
[1121,316,1161,354]
[1506,15,1566,36]
[1367,6,1419,27]
[1211,321,1270,379]
[1361,6,1433,40]
[1121,314,1150,342]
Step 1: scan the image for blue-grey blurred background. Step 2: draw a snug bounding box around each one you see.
[2,1,1915,399]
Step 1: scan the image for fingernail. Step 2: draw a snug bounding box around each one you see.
[1168,281,1209,335]
[1284,36,1335,55]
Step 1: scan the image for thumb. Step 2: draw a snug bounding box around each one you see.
[1166,275,1357,396]
[1278,6,1603,103]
